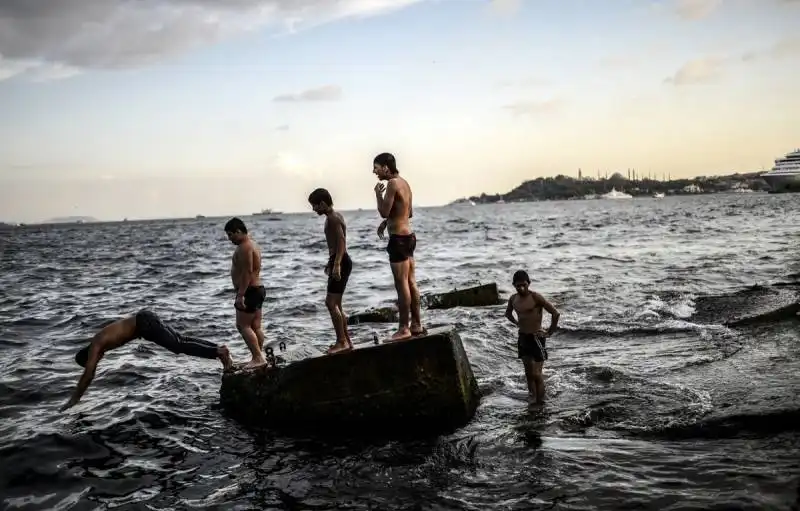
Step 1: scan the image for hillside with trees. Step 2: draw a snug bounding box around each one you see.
[453,171,770,204]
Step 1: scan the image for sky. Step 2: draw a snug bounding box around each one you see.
[0,0,798,223]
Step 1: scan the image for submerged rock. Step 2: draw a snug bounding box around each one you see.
[692,283,800,326]
[219,327,480,436]
[726,301,799,327]
[346,306,398,325]
[426,282,502,310]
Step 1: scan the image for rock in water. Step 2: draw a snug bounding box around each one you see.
[426,282,502,310]
[219,327,480,437]
[346,306,398,325]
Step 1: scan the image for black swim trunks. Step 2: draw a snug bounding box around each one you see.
[387,233,416,263]
[134,309,218,359]
[327,252,353,295]
[235,285,266,313]
[518,332,548,362]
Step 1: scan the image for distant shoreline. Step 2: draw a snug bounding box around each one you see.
[3,170,779,226]
[450,171,774,205]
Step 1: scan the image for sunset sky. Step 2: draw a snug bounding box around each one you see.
[0,0,798,222]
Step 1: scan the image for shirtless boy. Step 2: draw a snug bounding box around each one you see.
[505,270,561,404]
[308,188,354,354]
[373,152,425,342]
[225,217,267,369]
[61,309,234,411]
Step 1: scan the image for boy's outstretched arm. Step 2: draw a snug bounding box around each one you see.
[505,295,517,326]
[61,347,103,411]
[534,292,560,336]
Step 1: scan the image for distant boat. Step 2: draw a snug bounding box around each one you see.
[601,188,633,199]
[196,214,206,219]
[253,208,283,216]
[653,192,665,199]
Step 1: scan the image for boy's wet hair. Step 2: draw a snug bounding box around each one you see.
[308,188,333,207]
[75,345,90,367]
[224,217,247,234]
[512,270,530,284]
[373,152,398,173]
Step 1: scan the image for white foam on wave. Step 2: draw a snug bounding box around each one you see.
[641,293,697,320]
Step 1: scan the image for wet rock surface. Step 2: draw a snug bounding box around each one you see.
[425,282,502,310]
[691,280,800,326]
[220,327,480,437]
[346,306,398,325]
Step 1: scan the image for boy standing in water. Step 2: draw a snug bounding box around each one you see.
[308,188,354,354]
[505,270,560,404]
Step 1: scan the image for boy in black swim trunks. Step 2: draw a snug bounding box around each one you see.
[225,217,267,369]
[505,270,560,404]
[308,188,353,354]
[61,309,235,411]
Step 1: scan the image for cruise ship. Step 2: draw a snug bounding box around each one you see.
[761,148,800,193]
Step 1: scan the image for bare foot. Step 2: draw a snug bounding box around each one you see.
[410,324,427,336]
[218,345,235,372]
[386,328,412,342]
[243,358,267,370]
[327,343,353,355]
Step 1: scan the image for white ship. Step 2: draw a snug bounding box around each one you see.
[761,148,800,193]
[601,187,633,199]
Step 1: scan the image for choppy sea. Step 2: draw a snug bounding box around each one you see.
[1,193,798,510]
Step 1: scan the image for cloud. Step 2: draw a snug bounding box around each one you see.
[740,36,800,62]
[0,0,425,82]
[598,55,639,70]
[488,0,522,15]
[275,124,290,131]
[673,0,722,20]
[664,57,724,85]
[497,77,550,88]
[503,98,563,116]
[272,85,342,102]
[771,36,800,57]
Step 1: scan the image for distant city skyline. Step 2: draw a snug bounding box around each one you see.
[1,0,798,223]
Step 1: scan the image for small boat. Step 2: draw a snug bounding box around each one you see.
[601,188,633,199]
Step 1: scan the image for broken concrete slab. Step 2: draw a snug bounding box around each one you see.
[426,282,502,310]
[346,306,398,325]
[219,327,480,437]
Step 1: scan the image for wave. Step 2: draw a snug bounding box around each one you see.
[643,408,800,440]
[558,324,706,338]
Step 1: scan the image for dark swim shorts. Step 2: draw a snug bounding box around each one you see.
[134,309,218,359]
[518,332,548,362]
[235,285,266,313]
[327,252,353,295]
[386,233,416,263]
